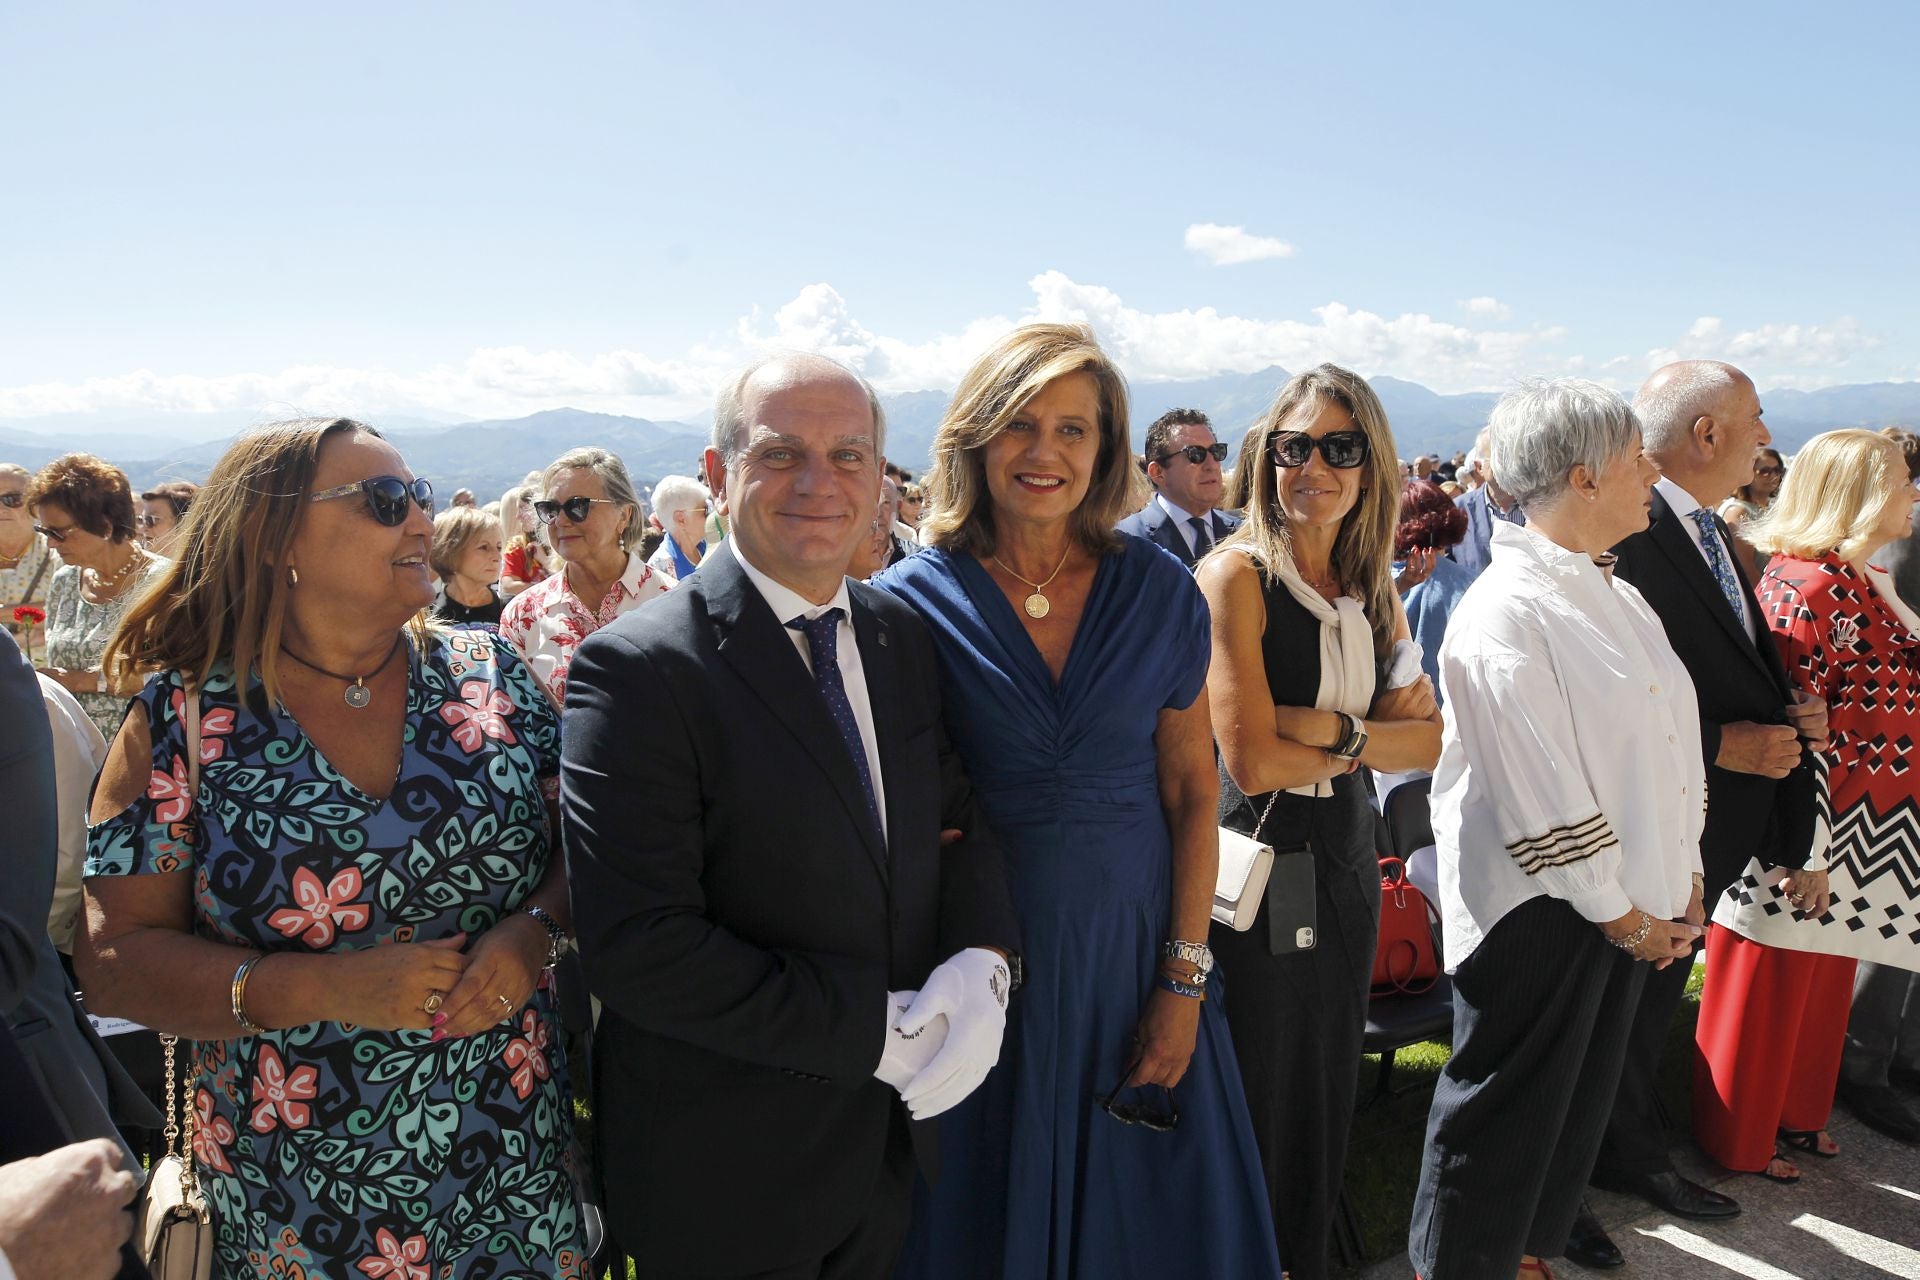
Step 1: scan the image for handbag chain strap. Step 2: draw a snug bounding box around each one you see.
[163,678,204,1203]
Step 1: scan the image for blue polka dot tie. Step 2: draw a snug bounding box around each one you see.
[1688,507,1746,626]
[787,609,881,834]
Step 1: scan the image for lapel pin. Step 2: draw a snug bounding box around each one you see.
[877,628,888,647]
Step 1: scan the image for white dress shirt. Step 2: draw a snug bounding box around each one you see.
[1155,493,1218,557]
[1432,521,1706,968]
[727,541,888,842]
[1655,475,1755,637]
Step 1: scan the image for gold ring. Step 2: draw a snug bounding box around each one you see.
[497,995,514,1014]
[423,990,444,1016]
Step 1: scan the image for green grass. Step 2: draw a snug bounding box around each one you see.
[1337,966,1706,1271]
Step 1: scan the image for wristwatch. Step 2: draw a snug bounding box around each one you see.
[523,905,567,968]
[1162,939,1214,980]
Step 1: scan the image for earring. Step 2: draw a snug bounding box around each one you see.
[288,566,299,588]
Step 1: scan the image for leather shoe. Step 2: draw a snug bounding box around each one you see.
[1838,1080,1920,1143]
[1564,1201,1624,1269]
[1589,1168,1741,1220]
[1887,1064,1920,1094]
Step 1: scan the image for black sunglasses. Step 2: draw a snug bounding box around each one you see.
[0,493,24,509]
[33,522,68,543]
[1270,430,1371,470]
[309,476,435,527]
[1155,443,1229,467]
[533,496,619,525]
[1098,1051,1179,1132]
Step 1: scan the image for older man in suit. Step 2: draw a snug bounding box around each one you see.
[1115,408,1239,566]
[1562,361,1827,1267]
[564,353,1021,1280]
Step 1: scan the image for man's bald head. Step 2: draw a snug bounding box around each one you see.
[711,351,887,464]
[1633,361,1751,456]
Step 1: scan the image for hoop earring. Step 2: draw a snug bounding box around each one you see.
[288,566,299,588]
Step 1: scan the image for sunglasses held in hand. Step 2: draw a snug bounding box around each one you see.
[309,476,436,527]
[1098,1049,1179,1132]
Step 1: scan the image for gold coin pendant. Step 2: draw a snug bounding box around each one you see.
[1023,593,1050,619]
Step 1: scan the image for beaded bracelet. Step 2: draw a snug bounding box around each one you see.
[231,954,267,1034]
[1156,974,1206,1000]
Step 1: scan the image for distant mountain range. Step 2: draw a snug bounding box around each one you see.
[4,371,1917,501]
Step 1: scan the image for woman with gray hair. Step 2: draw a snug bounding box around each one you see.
[644,473,711,583]
[1408,380,1707,1280]
[500,447,668,707]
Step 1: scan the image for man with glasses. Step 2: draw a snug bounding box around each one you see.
[1116,408,1240,569]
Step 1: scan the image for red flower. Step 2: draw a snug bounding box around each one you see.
[148,755,195,824]
[501,1008,552,1101]
[249,1043,319,1133]
[354,1229,430,1280]
[11,605,45,625]
[437,680,518,753]
[168,689,235,763]
[266,867,371,949]
[190,1086,236,1174]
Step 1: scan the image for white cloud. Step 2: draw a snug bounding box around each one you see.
[1459,296,1513,321]
[1643,316,1880,387]
[1183,222,1296,266]
[0,280,1884,424]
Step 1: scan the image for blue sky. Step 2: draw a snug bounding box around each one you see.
[2,1,1914,424]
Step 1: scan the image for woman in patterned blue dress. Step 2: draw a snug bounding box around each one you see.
[79,419,584,1279]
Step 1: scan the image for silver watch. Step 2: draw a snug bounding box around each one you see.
[1162,938,1214,978]
[524,905,567,968]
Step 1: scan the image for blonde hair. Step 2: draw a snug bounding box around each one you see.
[105,418,431,704]
[922,323,1146,556]
[1214,364,1404,660]
[1749,429,1908,563]
[542,447,643,552]
[430,505,499,579]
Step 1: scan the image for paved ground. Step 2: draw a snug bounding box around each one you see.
[1357,1101,1920,1279]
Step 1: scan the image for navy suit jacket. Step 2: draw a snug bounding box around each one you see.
[1610,490,1817,898]
[562,545,1019,1273]
[1114,499,1241,569]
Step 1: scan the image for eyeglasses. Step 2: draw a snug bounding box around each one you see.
[0,493,24,509]
[33,523,72,543]
[1097,1052,1179,1132]
[137,513,164,528]
[1753,466,1785,478]
[1155,443,1229,466]
[1270,430,1371,470]
[534,496,619,525]
[309,476,435,527]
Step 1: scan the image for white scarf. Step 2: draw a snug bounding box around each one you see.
[1261,549,1377,798]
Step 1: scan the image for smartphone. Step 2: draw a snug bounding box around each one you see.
[1266,844,1318,955]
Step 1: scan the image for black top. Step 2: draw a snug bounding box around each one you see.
[432,583,503,626]
[1218,569,1383,870]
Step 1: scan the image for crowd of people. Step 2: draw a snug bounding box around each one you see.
[2,328,1918,1280]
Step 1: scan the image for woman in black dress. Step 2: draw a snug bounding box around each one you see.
[430,505,505,626]
[1197,364,1442,1280]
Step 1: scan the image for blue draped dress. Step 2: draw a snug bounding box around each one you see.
[876,535,1282,1280]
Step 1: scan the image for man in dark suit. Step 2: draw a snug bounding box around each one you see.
[564,352,1021,1280]
[1114,408,1240,566]
[1565,360,1826,1267]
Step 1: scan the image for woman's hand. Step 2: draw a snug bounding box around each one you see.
[1374,674,1438,724]
[1124,986,1202,1089]
[1780,867,1832,919]
[1394,546,1437,594]
[432,917,548,1039]
[1599,910,1699,969]
[331,934,471,1031]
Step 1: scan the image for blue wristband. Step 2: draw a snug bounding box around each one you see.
[1156,974,1206,1000]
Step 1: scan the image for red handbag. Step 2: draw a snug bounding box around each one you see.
[1372,856,1441,996]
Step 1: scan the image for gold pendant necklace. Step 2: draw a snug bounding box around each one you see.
[991,546,1073,619]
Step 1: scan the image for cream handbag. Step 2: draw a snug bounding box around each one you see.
[1213,791,1284,932]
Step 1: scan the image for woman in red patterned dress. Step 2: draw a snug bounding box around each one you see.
[1695,428,1920,1180]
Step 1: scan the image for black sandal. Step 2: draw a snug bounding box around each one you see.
[1755,1154,1802,1183]
[1778,1128,1840,1158]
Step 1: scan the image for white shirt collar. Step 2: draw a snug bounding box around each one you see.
[726,539,853,626]
[1654,474,1716,521]
[1155,492,1211,527]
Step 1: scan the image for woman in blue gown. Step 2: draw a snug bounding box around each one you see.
[878,323,1282,1280]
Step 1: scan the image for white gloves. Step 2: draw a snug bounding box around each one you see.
[874,990,947,1090]
[895,948,1010,1119]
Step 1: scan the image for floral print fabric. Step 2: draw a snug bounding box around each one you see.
[85,630,585,1279]
[45,557,167,738]
[498,552,667,708]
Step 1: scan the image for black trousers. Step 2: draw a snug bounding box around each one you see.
[1593,921,1699,1177]
[659,1110,913,1280]
[1211,801,1378,1280]
[1842,961,1920,1087]
[1409,896,1647,1280]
